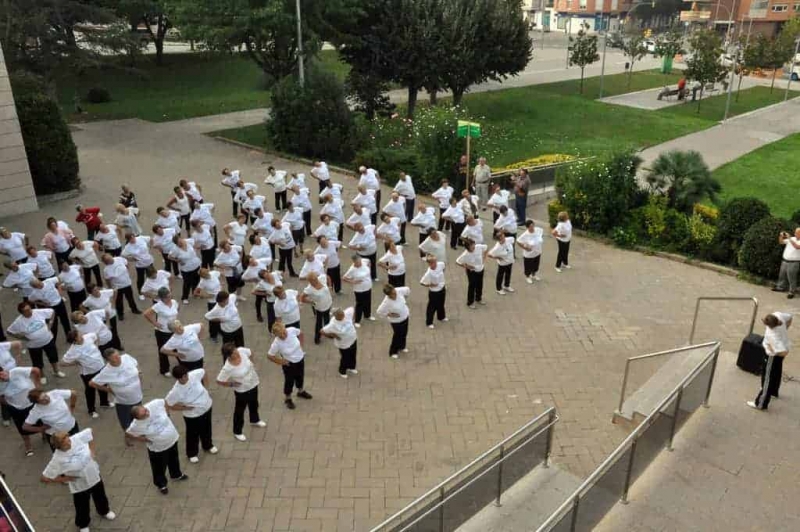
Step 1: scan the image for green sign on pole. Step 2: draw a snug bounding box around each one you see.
[457,120,481,138]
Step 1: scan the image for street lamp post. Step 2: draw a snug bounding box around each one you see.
[784,38,800,101]
[295,0,305,87]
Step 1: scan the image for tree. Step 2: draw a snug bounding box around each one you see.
[763,37,790,93]
[569,22,599,94]
[118,0,172,66]
[645,150,720,214]
[654,25,684,73]
[684,29,728,113]
[621,32,648,89]
[345,69,395,120]
[739,34,769,100]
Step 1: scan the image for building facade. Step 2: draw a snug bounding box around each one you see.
[682,0,798,37]
[0,44,38,216]
[524,0,637,34]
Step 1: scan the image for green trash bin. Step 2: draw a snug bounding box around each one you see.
[661,55,674,74]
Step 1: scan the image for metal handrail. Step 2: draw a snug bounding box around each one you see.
[370,407,559,532]
[616,341,719,414]
[688,296,759,344]
[536,342,721,532]
[0,475,35,532]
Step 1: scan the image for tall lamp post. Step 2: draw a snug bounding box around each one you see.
[600,1,654,99]
[295,0,305,87]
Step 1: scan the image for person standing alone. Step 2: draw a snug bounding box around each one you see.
[773,228,800,299]
[748,312,792,411]
[473,158,492,210]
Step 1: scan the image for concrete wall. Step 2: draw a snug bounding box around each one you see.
[0,44,38,216]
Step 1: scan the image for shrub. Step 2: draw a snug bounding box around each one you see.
[645,150,720,214]
[715,197,771,263]
[642,195,668,241]
[548,200,565,228]
[85,87,111,103]
[15,93,80,195]
[683,213,717,255]
[612,226,637,248]
[554,151,642,234]
[738,216,790,279]
[267,69,357,162]
[9,71,52,98]
[790,209,800,228]
[353,147,422,189]
[663,208,691,248]
[693,204,719,224]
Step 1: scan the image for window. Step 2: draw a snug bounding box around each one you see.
[579,0,587,9]
[794,3,800,10]
[772,4,789,11]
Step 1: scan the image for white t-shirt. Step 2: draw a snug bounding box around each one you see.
[299,255,327,279]
[150,300,180,333]
[249,243,272,263]
[252,213,273,236]
[432,186,454,209]
[783,238,800,261]
[162,323,204,363]
[153,228,177,256]
[494,211,517,234]
[75,309,112,345]
[442,205,465,225]
[456,245,487,273]
[419,234,447,263]
[126,399,179,452]
[142,270,171,296]
[192,225,214,251]
[420,262,446,292]
[376,287,411,323]
[8,309,54,348]
[196,271,221,304]
[69,243,99,268]
[25,389,76,434]
[30,250,55,279]
[94,227,121,250]
[255,273,282,304]
[394,177,415,200]
[3,263,38,296]
[382,198,407,222]
[42,428,101,494]
[91,354,142,405]
[517,228,543,258]
[379,247,406,276]
[1,367,35,409]
[274,289,301,323]
[377,218,402,243]
[156,211,180,230]
[82,289,116,319]
[460,221,484,246]
[268,328,305,363]
[63,333,105,375]
[102,257,132,289]
[490,238,515,267]
[217,348,259,392]
[242,258,272,282]
[410,208,436,234]
[0,342,17,371]
[313,222,339,242]
[344,262,372,293]
[215,246,244,277]
[191,204,216,228]
[302,284,333,312]
[59,264,85,293]
[349,227,377,255]
[321,199,345,224]
[763,312,793,355]
[269,223,295,251]
[0,232,27,261]
[29,277,62,306]
[554,220,573,243]
[204,295,242,333]
[314,241,341,269]
[226,222,248,247]
[170,240,201,272]
[122,236,154,268]
[321,308,357,349]
[165,369,212,418]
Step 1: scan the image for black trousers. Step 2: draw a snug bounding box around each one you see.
[450,222,464,249]
[255,295,265,321]
[155,330,172,375]
[206,303,220,340]
[426,288,446,326]
[524,256,541,277]
[278,248,296,276]
[467,270,484,305]
[328,265,342,294]
[399,223,407,244]
[267,301,276,333]
[314,308,330,344]
[404,199,416,226]
[109,316,122,349]
[359,252,377,280]
[303,210,312,236]
[225,274,243,294]
[55,249,73,269]
[438,208,451,231]
[282,360,305,396]
[46,300,71,341]
[161,253,180,276]
[755,355,784,410]
[230,190,238,216]
[354,290,372,323]
[556,240,570,268]
[81,371,110,413]
[275,191,288,211]
[180,359,204,371]
[496,264,512,291]
[135,267,148,295]
[180,268,200,301]
[221,327,245,353]
[83,265,102,287]
[201,248,215,270]
[115,285,139,317]
[338,223,344,242]
[105,247,122,258]
[179,214,191,234]
[184,408,214,458]
[73,480,110,529]
[29,338,58,371]
[233,386,260,434]
[148,442,183,489]
[419,232,427,258]
[388,273,405,288]
[390,319,408,355]
[339,342,357,374]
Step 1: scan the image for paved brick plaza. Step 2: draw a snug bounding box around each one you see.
[0,115,796,531]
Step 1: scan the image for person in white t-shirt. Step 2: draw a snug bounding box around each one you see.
[101,254,140,318]
[165,365,217,463]
[264,166,289,212]
[418,228,447,264]
[460,215,484,246]
[204,291,245,349]
[94,224,122,257]
[59,261,87,312]
[151,225,180,278]
[343,255,374,326]
[221,167,242,215]
[62,331,111,417]
[69,238,103,286]
[311,161,331,201]
[348,222,378,281]
[410,204,436,258]
[195,268,222,342]
[89,349,143,434]
[517,220,544,284]
[552,211,573,272]
[121,233,154,299]
[420,256,447,329]
[431,180,454,231]
[394,172,416,224]
[299,272,333,344]
[7,301,64,382]
[168,236,201,303]
[442,197,466,250]
[22,388,80,450]
[488,231,516,295]
[143,287,181,377]
[0,228,29,264]
[269,219,298,277]
[216,344,266,441]
[161,321,205,371]
[251,269,282,332]
[126,398,188,494]
[379,241,406,288]
[456,239,488,309]
[320,307,359,378]
[141,265,172,301]
[314,236,342,294]
[749,312,793,411]
[28,276,72,341]
[0,340,22,426]
[376,284,411,359]
[41,428,117,531]
[774,228,800,298]
[0,366,41,456]
[267,323,313,410]
[3,260,39,300]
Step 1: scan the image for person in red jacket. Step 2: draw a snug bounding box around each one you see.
[75,205,102,240]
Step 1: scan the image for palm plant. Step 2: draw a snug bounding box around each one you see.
[645,150,721,214]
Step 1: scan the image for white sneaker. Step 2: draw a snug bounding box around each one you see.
[496,290,506,295]
[189,456,200,464]
[176,274,183,279]
[478,301,487,305]
[2,420,9,427]
[106,402,115,408]
[237,296,248,302]
[80,527,90,532]
[104,511,116,520]
[91,412,99,419]
[505,287,515,293]
[442,317,449,322]
[534,275,541,281]
[564,265,572,269]
[367,316,376,321]
[401,348,409,353]
[208,446,219,454]
[373,278,380,282]
[347,369,359,375]
[391,354,399,359]
[182,299,190,305]
[746,401,759,410]
[234,433,247,442]
[163,372,171,378]
[428,324,435,329]
[355,323,361,328]
[340,373,348,379]
[468,304,477,309]
[138,294,145,301]
[525,277,533,284]
[40,377,48,385]
[55,371,66,378]
[252,420,267,428]
[555,267,562,273]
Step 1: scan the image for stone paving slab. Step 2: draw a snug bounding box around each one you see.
[0,117,797,531]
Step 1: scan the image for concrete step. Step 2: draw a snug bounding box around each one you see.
[456,464,582,532]
[613,346,712,425]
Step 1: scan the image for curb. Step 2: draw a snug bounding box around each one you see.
[37,186,84,205]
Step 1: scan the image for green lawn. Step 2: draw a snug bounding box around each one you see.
[713,132,800,218]
[659,85,800,122]
[211,124,271,149]
[536,69,683,99]
[55,50,347,123]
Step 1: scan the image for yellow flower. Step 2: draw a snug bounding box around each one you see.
[495,154,575,173]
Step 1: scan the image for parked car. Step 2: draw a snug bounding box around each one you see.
[644,39,657,54]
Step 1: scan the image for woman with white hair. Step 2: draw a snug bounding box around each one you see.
[160,321,206,371]
[121,233,154,300]
[376,284,411,359]
[252,269,282,330]
[143,287,180,377]
[379,241,406,288]
[267,322,313,410]
[114,204,141,236]
[343,255,374,326]
[320,307,358,377]
[214,240,245,299]
[299,272,333,345]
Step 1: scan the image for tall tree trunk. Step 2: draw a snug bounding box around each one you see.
[580,69,585,94]
[770,69,777,93]
[407,87,418,119]
[452,89,465,106]
[429,89,438,106]
[735,72,744,102]
[155,39,164,65]
[696,87,704,114]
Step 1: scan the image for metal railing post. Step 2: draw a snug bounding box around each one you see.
[667,388,683,452]
[748,297,759,336]
[438,487,445,532]
[496,446,504,507]
[569,496,580,532]
[618,360,631,413]
[688,298,703,344]
[621,440,637,504]
[689,296,758,344]
[703,347,720,408]
[545,409,556,468]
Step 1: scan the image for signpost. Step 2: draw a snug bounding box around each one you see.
[457,121,482,191]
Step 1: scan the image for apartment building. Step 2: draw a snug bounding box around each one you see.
[523,0,634,33]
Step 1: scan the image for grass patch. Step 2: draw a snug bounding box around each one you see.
[659,85,800,122]
[537,69,683,99]
[713,132,800,218]
[211,124,271,149]
[55,50,347,123]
